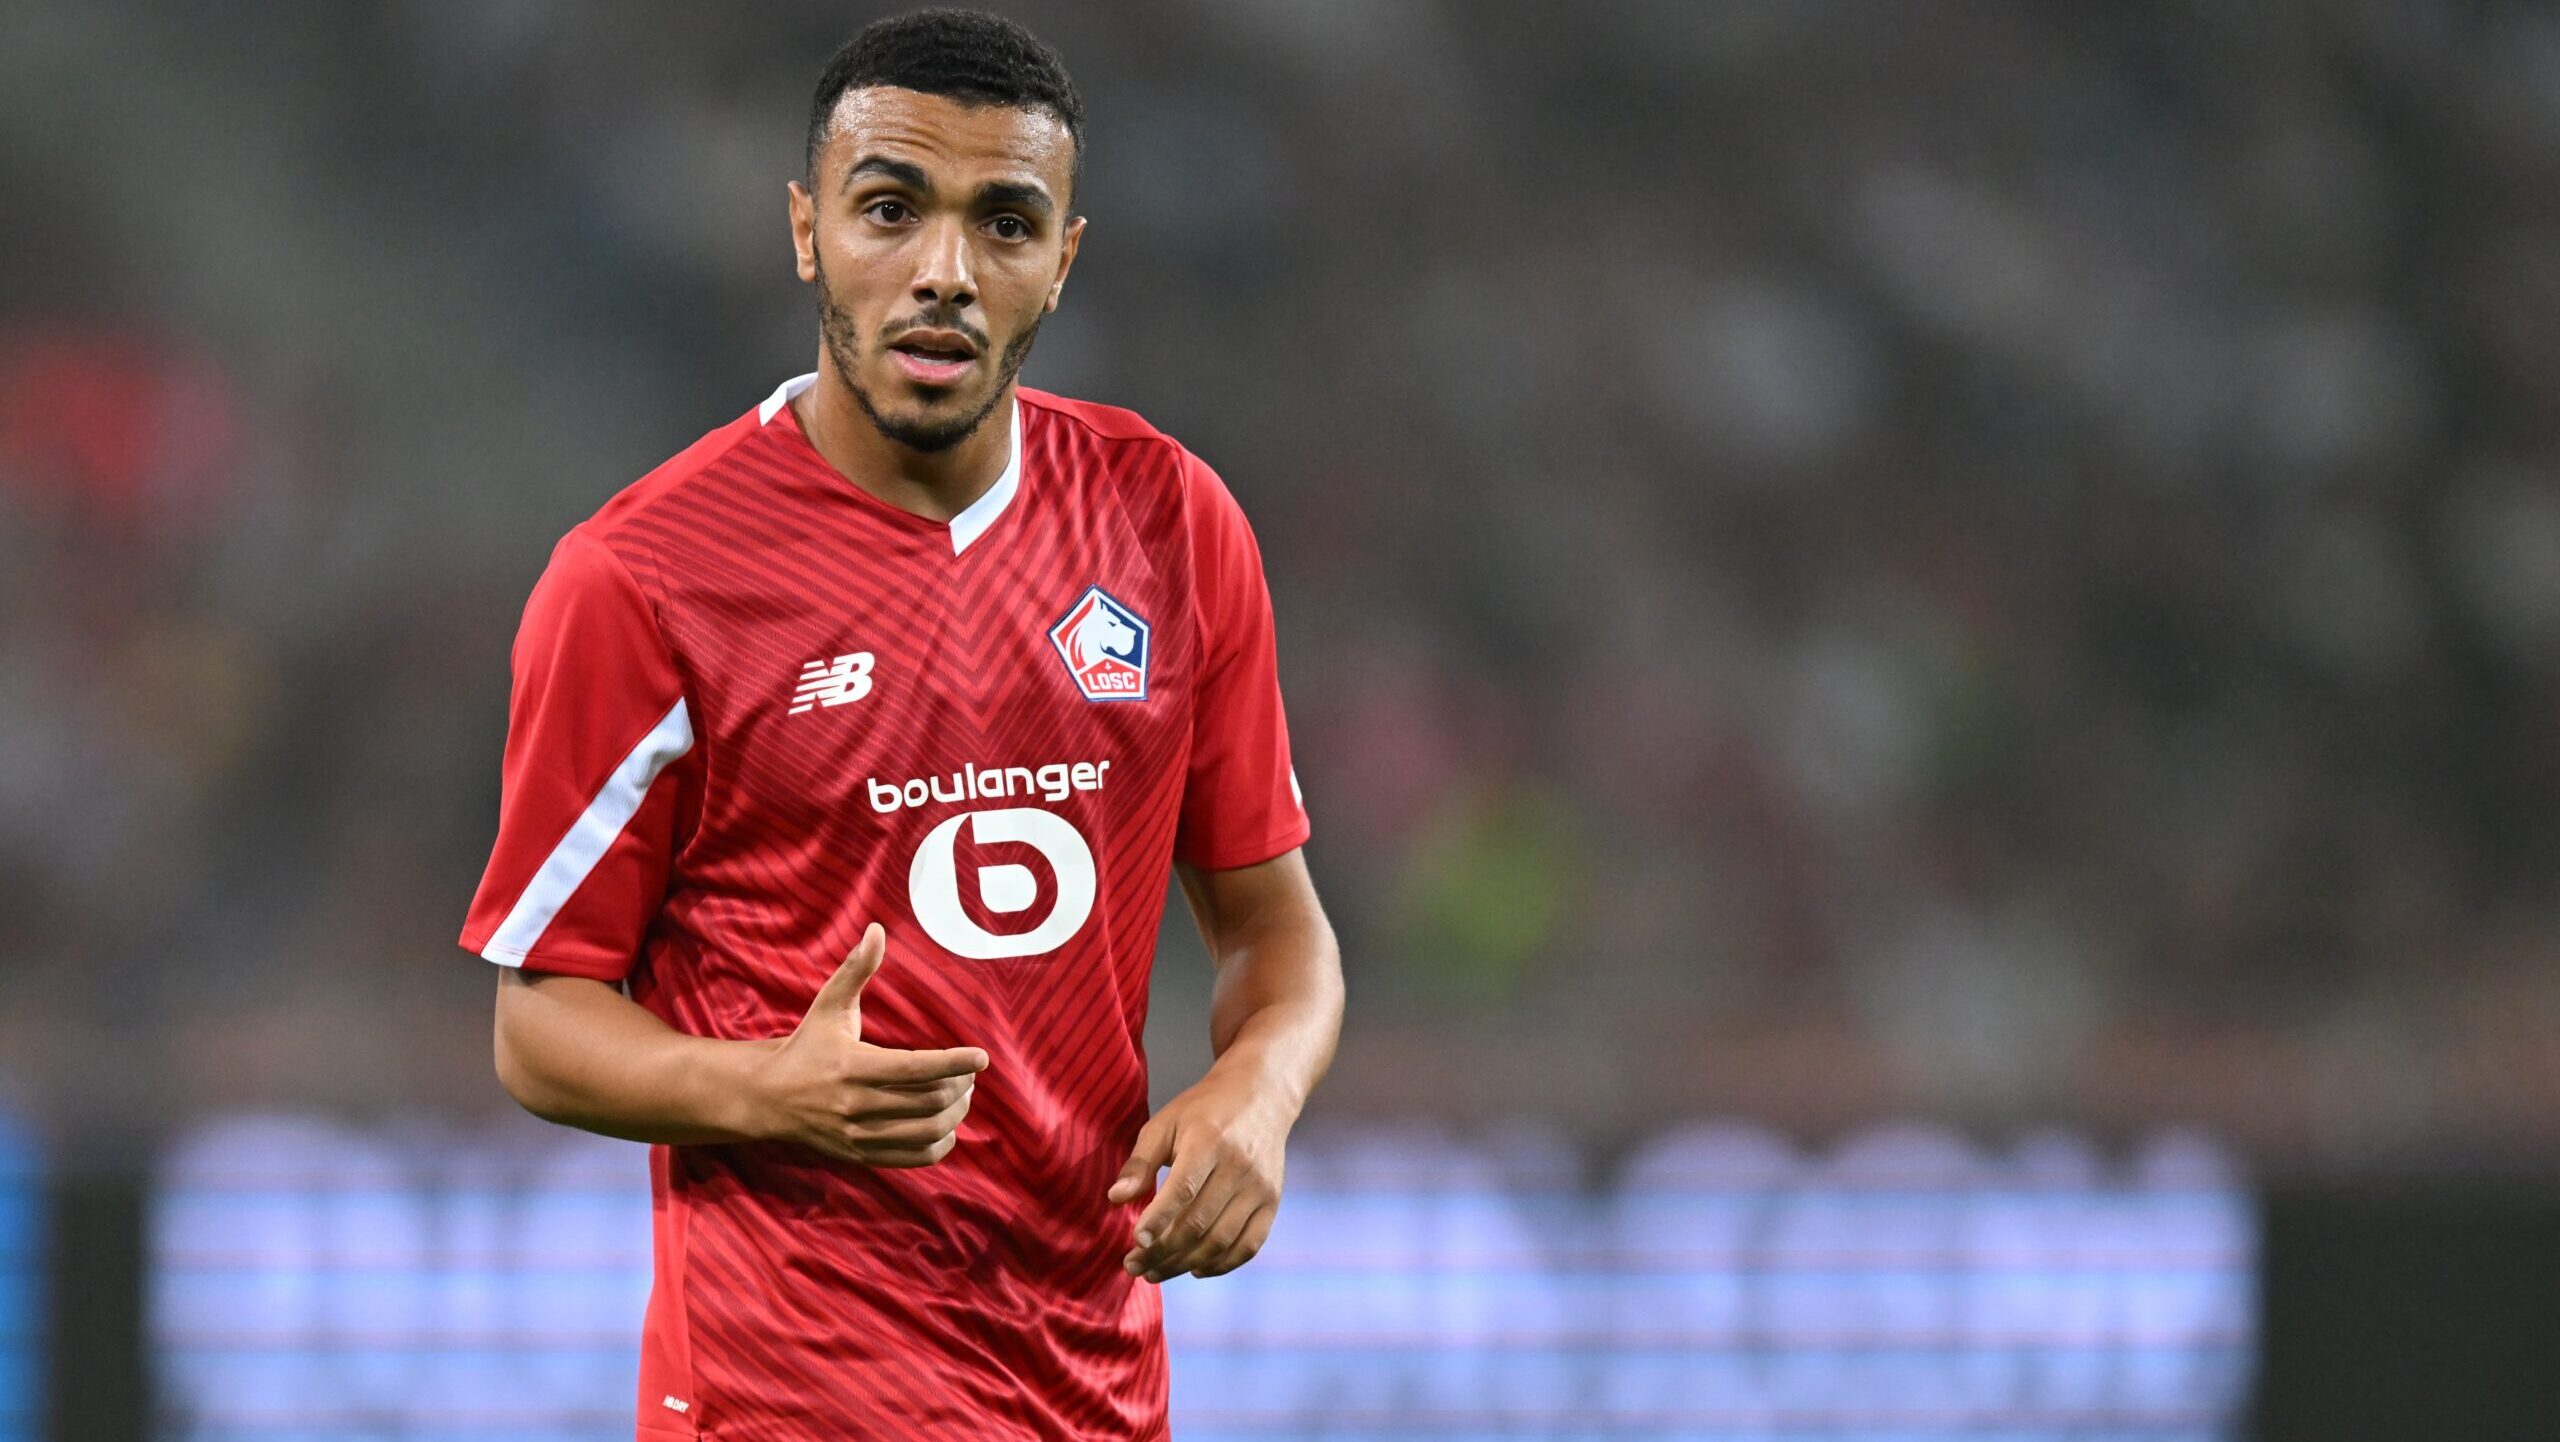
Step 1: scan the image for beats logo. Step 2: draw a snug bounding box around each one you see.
[907,807,1097,960]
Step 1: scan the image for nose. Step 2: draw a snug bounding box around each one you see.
[911,216,976,312]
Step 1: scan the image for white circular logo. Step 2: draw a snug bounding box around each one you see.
[907,807,1097,960]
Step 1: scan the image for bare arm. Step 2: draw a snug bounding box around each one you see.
[492,923,989,1167]
[495,969,772,1145]
[1183,848,1343,1110]
[1109,847,1345,1280]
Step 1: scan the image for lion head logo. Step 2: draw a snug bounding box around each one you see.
[1048,586,1150,702]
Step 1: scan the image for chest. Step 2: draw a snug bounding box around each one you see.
[660,495,1197,832]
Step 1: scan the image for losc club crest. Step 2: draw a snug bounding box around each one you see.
[1049,585,1150,701]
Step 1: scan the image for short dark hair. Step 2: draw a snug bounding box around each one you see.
[805,9,1084,200]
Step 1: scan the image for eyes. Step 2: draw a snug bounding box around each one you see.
[860,198,1035,242]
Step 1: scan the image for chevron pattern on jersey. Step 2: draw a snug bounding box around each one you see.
[468,382,1305,1441]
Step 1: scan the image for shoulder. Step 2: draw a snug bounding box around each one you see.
[511,392,780,665]
[580,401,774,546]
[1019,386,1208,484]
[550,384,812,600]
[1018,386,1243,521]
[1020,385,1183,448]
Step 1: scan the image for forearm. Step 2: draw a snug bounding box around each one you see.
[1115,876,1342,1282]
[1202,908,1343,1114]
[494,970,775,1145]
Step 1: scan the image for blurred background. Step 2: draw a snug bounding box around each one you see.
[2,0,2557,1437]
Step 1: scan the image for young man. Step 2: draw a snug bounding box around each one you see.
[457,11,1344,1438]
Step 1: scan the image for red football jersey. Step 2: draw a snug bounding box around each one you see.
[459,373,1309,1440]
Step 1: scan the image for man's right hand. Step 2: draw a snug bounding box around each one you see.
[746,922,988,1167]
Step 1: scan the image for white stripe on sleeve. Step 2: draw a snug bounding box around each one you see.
[481,698,694,967]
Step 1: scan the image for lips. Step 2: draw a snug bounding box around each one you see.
[888,329,980,386]
[890,351,972,385]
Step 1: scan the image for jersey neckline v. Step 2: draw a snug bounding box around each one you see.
[757,370,1025,558]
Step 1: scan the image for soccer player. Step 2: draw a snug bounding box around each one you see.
[456,11,1344,1438]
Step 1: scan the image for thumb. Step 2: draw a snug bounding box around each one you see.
[1107,1111,1177,1204]
[801,923,886,1036]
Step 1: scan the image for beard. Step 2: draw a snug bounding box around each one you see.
[815,252,1041,454]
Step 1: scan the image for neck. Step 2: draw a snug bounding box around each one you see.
[790,350,1013,523]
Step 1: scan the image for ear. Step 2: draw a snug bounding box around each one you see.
[789,179,819,285]
[1045,215,1087,314]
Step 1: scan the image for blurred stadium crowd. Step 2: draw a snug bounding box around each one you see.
[2,0,2557,1171]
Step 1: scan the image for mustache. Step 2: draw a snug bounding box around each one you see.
[877,312,990,351]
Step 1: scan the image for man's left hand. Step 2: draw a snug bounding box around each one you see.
[1107,1067,1295,1282]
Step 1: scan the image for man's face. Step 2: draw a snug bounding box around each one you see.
[790,86,1083,453]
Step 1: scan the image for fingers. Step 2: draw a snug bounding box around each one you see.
[1182,1198,1259,1278]
[1129,1167,1245,1282]
[1107,1113,1177,1205]
[856,1089,973,1149]
[801,923,887,1033]
[857,1044,991,1085]
[1129,1143,1213,1246]
[1116,1114,1286,1282]
[1126,1143,1222,1274]
[1190,1203,1275,1279]
[806,1087,973,1168]
[850,1075,973,1119]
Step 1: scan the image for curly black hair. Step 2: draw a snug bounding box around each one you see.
[805,9,1083,200]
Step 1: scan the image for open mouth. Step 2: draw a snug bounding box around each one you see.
[888,331,981,385]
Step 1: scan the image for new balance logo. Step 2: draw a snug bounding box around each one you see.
[790,652,875,713]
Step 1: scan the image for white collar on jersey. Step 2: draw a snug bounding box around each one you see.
[758,371,1023,557]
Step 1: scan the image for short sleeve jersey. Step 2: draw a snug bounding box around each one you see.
[459,375,1308,1441]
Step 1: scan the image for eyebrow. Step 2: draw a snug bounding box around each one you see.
[842,155,1055,217]
[844,155,930,194]
[973,180,1054,218]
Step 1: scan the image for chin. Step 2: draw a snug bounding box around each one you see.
[875,396,990,453]
[844,358,1008,455]
[874,368,972,411]
[892,390,978,425]
[897,381,974,409]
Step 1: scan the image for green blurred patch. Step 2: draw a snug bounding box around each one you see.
[1389,781,1581,1005]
